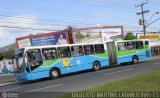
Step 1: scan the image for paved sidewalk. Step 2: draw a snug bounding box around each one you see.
[0,74,16,84]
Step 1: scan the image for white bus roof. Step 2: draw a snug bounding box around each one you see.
[116,39,150,43]
[18,39,150,50]
[22,42,106,50]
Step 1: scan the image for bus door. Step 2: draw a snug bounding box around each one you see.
[145,41,151,58]
[23,52,31,77]
[106,41,117,65]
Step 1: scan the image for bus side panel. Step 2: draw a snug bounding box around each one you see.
[31,70,50,80]
[136,51,147,61]
[81,55,109,68]
[30,59,61,80]
[117,50,147,64]
[60,55,109,74]
[29,53,109,79]
[146,48,152,59]
[15,68,32,81]
[117,56,132,64]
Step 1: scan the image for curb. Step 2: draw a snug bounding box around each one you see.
[0,74,14,77]
[149,56,160,60]
[0,82,16,87]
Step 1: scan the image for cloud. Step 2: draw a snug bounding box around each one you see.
[0,15,39,38]
[0,28,7,38]
[86,0,104,4]
[4,15,37,28]
[0,15,70,47]
[0,15,41,47]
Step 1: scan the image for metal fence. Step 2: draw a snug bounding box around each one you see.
[152,46,160,56]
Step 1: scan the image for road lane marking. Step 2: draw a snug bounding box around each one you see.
[0,82,16,87]
[104,68,134,75]
[150,56,160,60]
[154,63,159,65]
[24,84,63,93]
[0,87,21,92]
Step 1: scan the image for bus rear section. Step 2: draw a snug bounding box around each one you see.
[116,40,152,64]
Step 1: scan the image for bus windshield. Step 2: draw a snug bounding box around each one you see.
[14,49,24,72]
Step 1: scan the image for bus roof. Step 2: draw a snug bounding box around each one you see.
[22,42,106,50]
[116,39,150,43]
[17,39,150,50]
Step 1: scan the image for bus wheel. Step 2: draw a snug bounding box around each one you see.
[132,56,139,64]
[49,68,60,79]
[93,61,101,71]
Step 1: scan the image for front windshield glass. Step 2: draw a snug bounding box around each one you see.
[14,49,24,72]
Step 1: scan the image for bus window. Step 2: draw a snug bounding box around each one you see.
[71,46,83,56]
[27,49,43,71]
[58,47,71,58]
[145,41,149,45]
[42,48,57,60]
[127,42,135,50]
[118,42,127,51]
[95,44,105,54]
[84,45,94,55]
[135,41,143,49]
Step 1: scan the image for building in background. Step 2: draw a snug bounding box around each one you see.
[137,33,160,46]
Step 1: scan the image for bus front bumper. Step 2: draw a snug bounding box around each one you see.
[15,73,32,81]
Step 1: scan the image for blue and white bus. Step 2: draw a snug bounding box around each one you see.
[14,40,151,81]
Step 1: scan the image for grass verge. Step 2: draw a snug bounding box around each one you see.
[60,70,160,98]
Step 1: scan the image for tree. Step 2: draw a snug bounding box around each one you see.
[28,33,34,36]
[0,48,15,59]
[124,32,137,40]
[5,48,15,59]
[0,55,4,60]
[75,31,85,40]
[66,25,73,44]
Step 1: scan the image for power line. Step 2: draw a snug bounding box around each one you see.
[0,0,140,28]
[73,0,136,13]
[0,13,137,27]
[0,1,138,22]
[0,25,59,31]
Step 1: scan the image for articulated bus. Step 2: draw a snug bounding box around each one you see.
[14,40,151,81]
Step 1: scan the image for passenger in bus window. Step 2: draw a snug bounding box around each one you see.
[51,50,56,59]
[85,46,91,55]
[73,47,79,56]
[43,51,48,60]
[78,48,83,56]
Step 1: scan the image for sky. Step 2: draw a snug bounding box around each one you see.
[0,0,160,47]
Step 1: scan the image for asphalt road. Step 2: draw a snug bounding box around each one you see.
[0,57,160,98]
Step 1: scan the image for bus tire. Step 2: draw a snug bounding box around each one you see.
[49,68,60,79]
[93,61,101,71]
[132,56,139,64]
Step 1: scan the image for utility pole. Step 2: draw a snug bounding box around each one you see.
[136,1,149,39]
